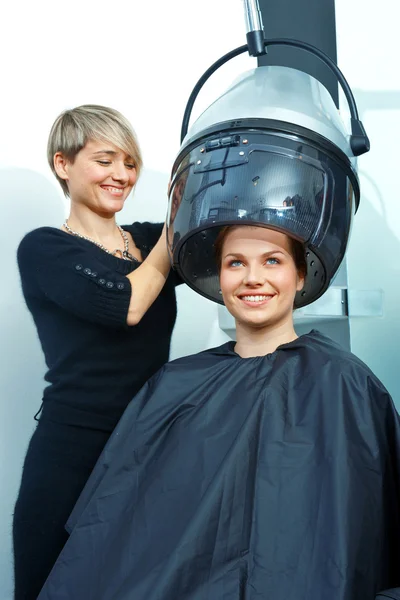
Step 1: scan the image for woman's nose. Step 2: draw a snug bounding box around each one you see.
[243,265,265,286]
[112,162,130,183]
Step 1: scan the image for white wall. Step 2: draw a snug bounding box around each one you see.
[1,0,399,597]
[335,0,400,399]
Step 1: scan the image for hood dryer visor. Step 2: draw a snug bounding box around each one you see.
[167,66,360,308]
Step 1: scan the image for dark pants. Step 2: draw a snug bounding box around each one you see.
[13,419,110,599]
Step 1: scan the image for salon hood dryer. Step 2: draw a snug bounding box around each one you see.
[166,5,370,308]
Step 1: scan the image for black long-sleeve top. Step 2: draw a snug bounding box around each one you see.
[17,222,181,432]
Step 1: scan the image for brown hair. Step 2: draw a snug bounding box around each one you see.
[214,225,307,279]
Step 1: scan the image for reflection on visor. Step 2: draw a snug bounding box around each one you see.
[171,148,330,243]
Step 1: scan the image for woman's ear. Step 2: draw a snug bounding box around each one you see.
[53,152,69,181]
[296,272,305,292]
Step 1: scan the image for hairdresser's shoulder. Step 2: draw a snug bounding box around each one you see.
[19,226,68,246]
[17,226,74,264]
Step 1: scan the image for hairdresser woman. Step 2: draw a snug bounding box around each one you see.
[13,104,181,600]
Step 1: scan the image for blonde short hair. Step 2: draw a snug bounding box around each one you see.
[47,104,143,195]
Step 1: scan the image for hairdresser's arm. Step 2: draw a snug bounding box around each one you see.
[125,225,171,326]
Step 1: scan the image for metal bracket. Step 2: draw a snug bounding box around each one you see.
[295,287,348,319]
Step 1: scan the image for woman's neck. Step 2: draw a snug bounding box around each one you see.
[66,205,118,244]
[234,319,298,358]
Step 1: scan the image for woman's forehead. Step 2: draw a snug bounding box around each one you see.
[223,226,292,253]
[84,139,133,160]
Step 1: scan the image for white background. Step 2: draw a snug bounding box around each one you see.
[1,0,399,596]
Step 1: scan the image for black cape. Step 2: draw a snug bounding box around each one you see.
[39,331,400,600]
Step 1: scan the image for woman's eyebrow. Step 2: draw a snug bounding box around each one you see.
[92,150,117,156]
[91,150,134,162]
[224,250,286,259]
[261,250,286,257]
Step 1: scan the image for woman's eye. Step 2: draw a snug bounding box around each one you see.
[229,260,243,267]
[97,160,111,166]
[266,257,279,265]
[125,164,136,170]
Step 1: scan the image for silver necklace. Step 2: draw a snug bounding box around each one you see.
[63,220,138,262]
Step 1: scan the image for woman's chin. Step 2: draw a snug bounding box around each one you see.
[106,199,125,212]
[231,304,272,324]
[95,201,125,218]
[233,311,274,330]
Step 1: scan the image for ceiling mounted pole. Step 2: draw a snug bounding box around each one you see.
[243,0,267,57]
[256,0,339,106]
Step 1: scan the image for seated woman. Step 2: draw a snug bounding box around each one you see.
[38,225,400,600]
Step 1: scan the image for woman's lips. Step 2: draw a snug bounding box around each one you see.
[238,294,275,307]
[100,185,125,197]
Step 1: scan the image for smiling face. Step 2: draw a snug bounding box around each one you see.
[219,226,305,334]
[54,139,137,217]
